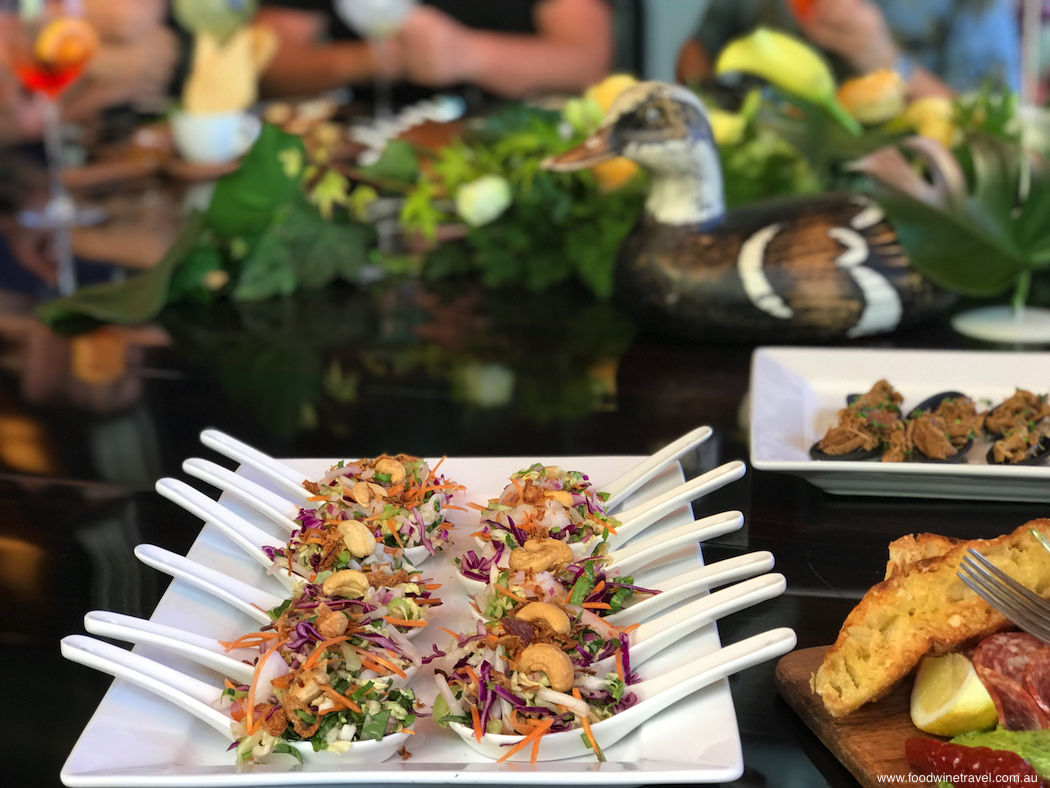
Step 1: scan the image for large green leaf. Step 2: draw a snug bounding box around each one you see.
[207,125,306,237]
[37,212,206,325]
[233,233,297,301]
[878,192,1025,296]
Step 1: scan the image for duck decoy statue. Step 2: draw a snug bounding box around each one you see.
[544,82,954,342]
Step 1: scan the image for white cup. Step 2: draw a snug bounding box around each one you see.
[170,111,262,164]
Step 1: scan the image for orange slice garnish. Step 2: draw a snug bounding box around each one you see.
[34,17,99,70]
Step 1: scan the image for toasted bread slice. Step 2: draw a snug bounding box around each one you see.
[813,519,1050,717]
[884,532,961,580]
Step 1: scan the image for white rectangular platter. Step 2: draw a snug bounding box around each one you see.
[61,456,744,786]
[750,347,1050,501]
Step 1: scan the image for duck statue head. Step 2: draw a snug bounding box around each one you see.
[545,81,954,343]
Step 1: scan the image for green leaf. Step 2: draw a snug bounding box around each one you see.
[360,709,391,741]
[877,192,1025,296]
[361,140,419,184]
[233,233,297,301]
[423,242,472,281]
[37,211,206,326]
[207,125,307,237]
[168,245,224,303]
[273,742,303,764]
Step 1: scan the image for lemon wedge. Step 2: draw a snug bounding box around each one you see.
[910,653,999,737]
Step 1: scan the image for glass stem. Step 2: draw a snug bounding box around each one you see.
[1012,271,1031,319]
[372,35,393,122]
[40,94,77,295]
[40,94,69,205]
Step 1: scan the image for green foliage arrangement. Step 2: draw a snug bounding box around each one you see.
[40,125,376,326]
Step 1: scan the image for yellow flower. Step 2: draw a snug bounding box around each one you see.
[902,97,959,149]
[582,73,642,190]
[716,28,860,135]
[837,70,906,125]
[585,74,639,113]
[709,108,747,146]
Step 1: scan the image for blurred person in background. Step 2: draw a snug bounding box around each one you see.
[256,0,612,102]
[0,0,177,143]
[678,0,1021,98]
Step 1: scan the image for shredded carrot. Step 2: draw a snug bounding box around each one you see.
[424,583,442,590]
[496,718,553,763]
[495,585,528,603]
[469,530,489,539]
[299,537,326,546]
[387,519,405,550]
[430,456,447,476]
[230,706,246,722]
[415,598,442,605]
[246,638,284,732]
[384,546,400,555]
[464,665,481,688]
[573,688,600,759]
[531,731,542,764]
[591,580,606,597]
[247,709,268,736]
[604,522,618,535]
[302,635,353,671]
[471,705,483,743]
[581,602,611,610]
[466,502,489,511]
[486,634,500,644]
[621,622,641,634]
[437,626,461,640]
[442,505,468,512]
[364,511,388,521]
[402,728,416,735]
[422,483,460,493]
[270,674,292,690]
[218,631,279,651]
[615,647,625,682]
[306,495,328,501]
[323,686,362,714]
[386,483,405,498]
[511,477,524,501]
[384,616,428,627]
[224,679,237,690]
[353,646,407,679]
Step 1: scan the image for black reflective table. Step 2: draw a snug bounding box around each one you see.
[2,280,1047,788]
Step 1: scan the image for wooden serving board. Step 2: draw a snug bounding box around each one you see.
[776,646,923,787]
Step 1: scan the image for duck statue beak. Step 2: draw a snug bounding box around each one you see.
[542,126,619,172]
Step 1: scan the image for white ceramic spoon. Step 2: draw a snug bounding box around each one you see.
[476,460,747,557]
[201,435,435,565]
[593,572,786,672]
[184,457,301,533]
[61,635,410,764]
[458,509,745,595]
[603,551,776,626]
[83,610,418,687]
[134,544,281,626]
[468,551,777,630]
[449,626,797,762]
[600,426,712,511]
[134,544,429,641]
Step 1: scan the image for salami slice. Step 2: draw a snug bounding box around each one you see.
[1023,648,1050,716]
[973,632,1047,684]
[976,664,1050,731]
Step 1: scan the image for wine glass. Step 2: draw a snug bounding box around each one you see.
[0,0,105,294]
[334,0,417,121]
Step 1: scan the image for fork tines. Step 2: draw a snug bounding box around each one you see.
[957,549,1050,644]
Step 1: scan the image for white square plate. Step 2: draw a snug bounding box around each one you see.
[61,456,744,786]
[750,347,1050,501]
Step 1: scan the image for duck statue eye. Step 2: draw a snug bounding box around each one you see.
[642,106,664,126]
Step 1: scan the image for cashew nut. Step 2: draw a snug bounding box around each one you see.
[375,458,406,485]
[515,601,571,634]
[338,520,376,558]
[516,643,574,692]
[315,603,350,639]
[508,538,575,573]
[351,481,387,505]
[322,568,370,599]
[546,490,575,507]
[287,667,327,703]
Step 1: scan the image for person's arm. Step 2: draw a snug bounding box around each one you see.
[398,0,612,97]
[799,0,953,98]
[256,8,380,97]
[940,0,1021,94]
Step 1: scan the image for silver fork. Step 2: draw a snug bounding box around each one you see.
[957,549,1050,643]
